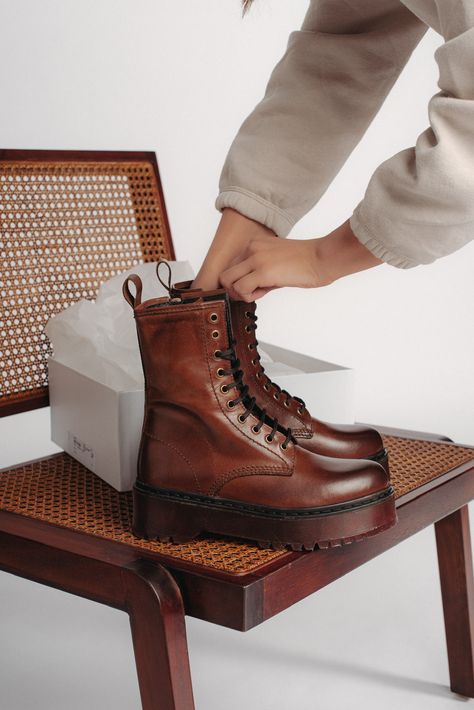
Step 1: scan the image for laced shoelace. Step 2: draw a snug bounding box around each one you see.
[245,311,307,414]
[215,338,294,450]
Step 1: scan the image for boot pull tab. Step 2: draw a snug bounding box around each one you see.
[156,259,173,295]
[122,273,143,309]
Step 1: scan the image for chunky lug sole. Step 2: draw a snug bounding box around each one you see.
[132,481,397,551]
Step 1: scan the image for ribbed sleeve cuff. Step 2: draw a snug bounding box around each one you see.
[215,187,295,238]
[350,204,421,270]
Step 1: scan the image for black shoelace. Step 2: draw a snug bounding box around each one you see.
[215,338,294,450]
[245,311,307,414]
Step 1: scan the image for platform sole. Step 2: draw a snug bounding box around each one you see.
[132,482,397,551]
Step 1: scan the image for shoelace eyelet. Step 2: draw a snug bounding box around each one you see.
[238,413,246,423]
[256,372,261,379]
[245,311,252,318]
[284,400,290,408]
[297,406,304,415]
[251,358,257,366]
[214,349,221,359]
[215,340,294,450]
[247,343,253,351]
[209,312,218,323]
[279,442,288,451]
[273,393,279,401]
[211,330,219,339]
[216,368,226,378]
[263,383,270,392]
[245,325,252,333]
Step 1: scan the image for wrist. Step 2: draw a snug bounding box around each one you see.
[314,218,383,284]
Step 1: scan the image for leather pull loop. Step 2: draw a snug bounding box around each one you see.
[156,259,172,295]
[122,274,143,309]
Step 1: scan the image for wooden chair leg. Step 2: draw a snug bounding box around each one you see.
[435,505,474,697]
[122,559,195,710]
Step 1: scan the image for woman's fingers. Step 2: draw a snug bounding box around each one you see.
[219,256,256,295]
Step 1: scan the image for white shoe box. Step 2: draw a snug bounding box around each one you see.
[48,346,354,492]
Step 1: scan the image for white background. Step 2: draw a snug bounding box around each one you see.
[0,1,473,708]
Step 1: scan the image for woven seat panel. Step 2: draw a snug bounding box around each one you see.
[0,434,472,574]
[0,159,172,406]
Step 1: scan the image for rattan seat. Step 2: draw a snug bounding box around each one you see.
[1,434,472,576]
[1,150,473,710]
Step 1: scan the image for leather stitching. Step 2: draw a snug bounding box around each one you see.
[143,431,202,494]
[210,438,296,495]
[210,462,295,496]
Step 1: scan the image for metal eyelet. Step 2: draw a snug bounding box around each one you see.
[245,311,251,318]
[273,393,279,401]
[238,414,246,423]
[280,442,288,451]
[247,343,253,351]
[263,383,270,392]
[216,368,226,378]
[297,407,304,415]
[265,434,273,444]
[214,350,221,359]
[211,330,219,339]
[251,358,257,366]
[209,312,218,323]
[284,400,290,408]
[245,325,252,333]
[220,384,229,394]
[226,399,235,409]
[256,372,261,380]
[252,425,260,434]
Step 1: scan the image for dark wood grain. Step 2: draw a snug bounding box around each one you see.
[0,533,194,710]
[123,559,195,710]
[435,505,474,697]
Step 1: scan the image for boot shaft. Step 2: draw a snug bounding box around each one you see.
[134,291,232,406]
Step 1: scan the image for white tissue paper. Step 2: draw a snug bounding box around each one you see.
[44,261,196,391]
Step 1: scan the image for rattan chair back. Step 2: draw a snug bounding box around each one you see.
[0,150,174,417]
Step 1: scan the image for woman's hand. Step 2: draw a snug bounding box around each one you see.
[219,233,325,301]
[219,217,383,302]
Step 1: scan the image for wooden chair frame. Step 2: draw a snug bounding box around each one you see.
[1,150,473,709]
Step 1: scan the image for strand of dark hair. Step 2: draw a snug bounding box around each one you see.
[241,0,254,16]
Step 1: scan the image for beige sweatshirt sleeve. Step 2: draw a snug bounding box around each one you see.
[215,0,474,269]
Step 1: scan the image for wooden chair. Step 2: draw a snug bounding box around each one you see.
[1,149,473,710]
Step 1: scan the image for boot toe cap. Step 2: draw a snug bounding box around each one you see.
[306,419,385,461]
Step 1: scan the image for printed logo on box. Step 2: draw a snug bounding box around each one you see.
[67,431,95,473]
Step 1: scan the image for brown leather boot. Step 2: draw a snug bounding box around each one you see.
[122,266,396,550]
[171,280,389,474]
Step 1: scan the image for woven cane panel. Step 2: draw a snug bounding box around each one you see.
[0,159,173,406]
[382,434,473,497]
[0,435,472,575]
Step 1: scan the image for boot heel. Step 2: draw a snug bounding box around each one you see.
[132,485,203,542]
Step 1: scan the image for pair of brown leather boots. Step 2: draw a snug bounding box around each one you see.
[122,260,397,551]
